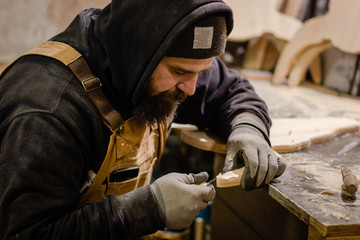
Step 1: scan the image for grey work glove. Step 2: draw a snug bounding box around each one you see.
[222,125,286,191]
[150,172,215,229]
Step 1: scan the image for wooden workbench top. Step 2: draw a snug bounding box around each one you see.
[270,130,360,237]
[215,78,360,238]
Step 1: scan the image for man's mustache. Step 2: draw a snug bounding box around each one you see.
[156,88,187,103]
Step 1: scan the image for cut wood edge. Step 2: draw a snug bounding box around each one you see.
[216,167,244,188]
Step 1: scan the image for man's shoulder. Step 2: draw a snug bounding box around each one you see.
[0,55,98,127]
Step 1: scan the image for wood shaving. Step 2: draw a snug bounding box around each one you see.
[297,168,306,173]
[334,165,341,169]
[320,190,334,195]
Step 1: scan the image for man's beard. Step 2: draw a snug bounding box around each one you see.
[132,80,187,126]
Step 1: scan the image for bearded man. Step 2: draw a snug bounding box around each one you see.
[0,0,285,239]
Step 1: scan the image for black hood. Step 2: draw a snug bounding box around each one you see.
[53,0,233,118]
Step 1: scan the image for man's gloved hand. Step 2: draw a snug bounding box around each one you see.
[222,125,286,190]
[150,172,215,229]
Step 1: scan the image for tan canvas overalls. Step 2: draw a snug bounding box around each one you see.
[1,41,167,207]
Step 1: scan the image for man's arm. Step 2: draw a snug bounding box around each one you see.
[0,113,164,239]
[175,57,271,138]
[0,57,164,239]
[175,58,285,190]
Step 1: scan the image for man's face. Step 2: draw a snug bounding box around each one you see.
[132,57,214,125]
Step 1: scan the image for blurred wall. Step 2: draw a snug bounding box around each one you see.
[0,0,109,62]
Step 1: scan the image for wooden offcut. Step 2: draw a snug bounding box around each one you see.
[216,167,244,188]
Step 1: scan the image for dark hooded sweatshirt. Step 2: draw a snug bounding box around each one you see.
[0,0,271,239]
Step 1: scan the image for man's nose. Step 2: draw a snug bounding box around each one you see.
[176,75,198,96]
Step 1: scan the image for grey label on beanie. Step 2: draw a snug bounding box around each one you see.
[193,27,214,49]
[166,15,227,59]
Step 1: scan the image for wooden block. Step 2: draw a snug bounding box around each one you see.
[216,167,244,188]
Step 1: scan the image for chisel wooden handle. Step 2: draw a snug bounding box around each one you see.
[341,168,358,194]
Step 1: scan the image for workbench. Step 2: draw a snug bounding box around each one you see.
[171,78,360,240]
[212,79,360,239]
[211,131,360,240]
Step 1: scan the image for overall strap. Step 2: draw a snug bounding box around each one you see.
[10,41,123,131]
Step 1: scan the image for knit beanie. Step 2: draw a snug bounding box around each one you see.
[166,15,227,59]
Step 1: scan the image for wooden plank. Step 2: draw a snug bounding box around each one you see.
[171,117,360,154]
[270,117,359,153]
[170,124,226,154]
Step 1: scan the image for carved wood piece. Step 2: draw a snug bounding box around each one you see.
[216,167,244,188]
[272,0,360,85]
[224,0,302,72]
[287,42,332,86]
[224,0,302,42]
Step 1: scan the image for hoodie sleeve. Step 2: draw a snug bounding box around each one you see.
[0,114,162,240]
[0,58,163,240]
[175,58,271,139]
[0,113,163,240]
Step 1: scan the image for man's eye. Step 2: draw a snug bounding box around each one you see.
[174,70,185,75]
